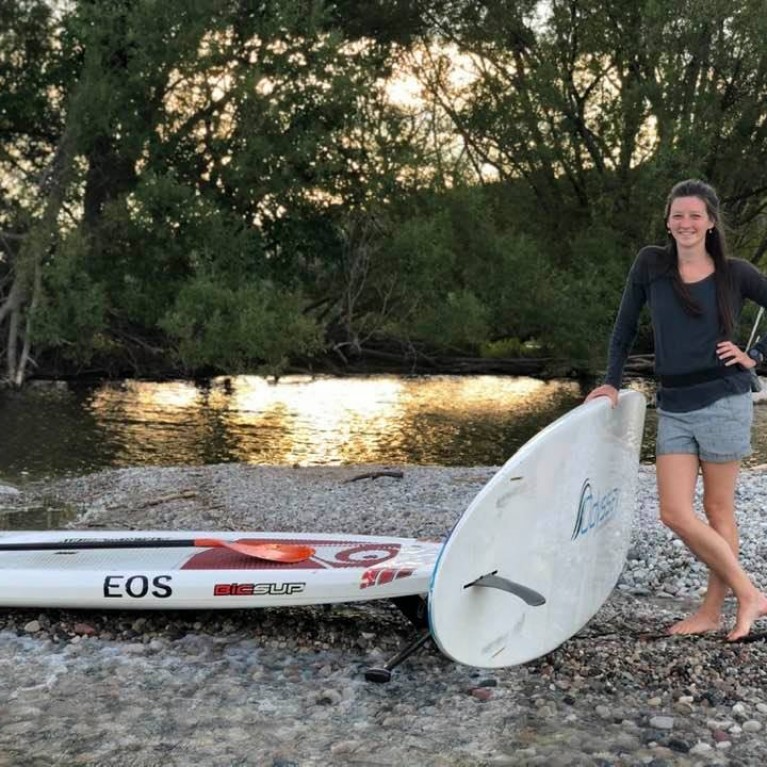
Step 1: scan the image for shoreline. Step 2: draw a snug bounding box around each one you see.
[2,464,767,765]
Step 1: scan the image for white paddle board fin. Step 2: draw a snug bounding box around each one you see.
[466,572,546,607]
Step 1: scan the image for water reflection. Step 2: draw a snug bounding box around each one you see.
[3,374,767,485]
[85,375,583,469]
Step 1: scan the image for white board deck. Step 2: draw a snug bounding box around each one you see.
[0,530,442,609]
[428,390,646,668]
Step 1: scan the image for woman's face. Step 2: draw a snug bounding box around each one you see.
[667,195,714,251]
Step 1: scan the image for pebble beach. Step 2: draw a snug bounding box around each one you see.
[3,463,767,766]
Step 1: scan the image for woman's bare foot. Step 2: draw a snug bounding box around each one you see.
[668,609,722,636]
[727,593,767,641]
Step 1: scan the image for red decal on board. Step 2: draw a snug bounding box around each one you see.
[181,539,402,571]
[360,567,415,589]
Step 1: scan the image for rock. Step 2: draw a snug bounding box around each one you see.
[73,623,97,636]
[316,689,342,706]
[732,701,748,718]
[673,700,694,715]
[611,732,641,751]
[667,738,690,753]
[469,687,493,701]
[649,716,675,730]
[329,740,359,756]
[706,719,733,731]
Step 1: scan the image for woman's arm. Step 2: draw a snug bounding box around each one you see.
[586,254,649,406]
[603,257,649,389]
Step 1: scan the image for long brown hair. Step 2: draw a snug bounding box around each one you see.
[663,179,733,336]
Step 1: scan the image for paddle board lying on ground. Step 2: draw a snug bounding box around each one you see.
[0,530,442,609]
[0,390,645,671]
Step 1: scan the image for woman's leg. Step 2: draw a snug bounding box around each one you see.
[699,460,742,616]
[658,454,716,634]
[657,454,767,640]
[664,459,739,633]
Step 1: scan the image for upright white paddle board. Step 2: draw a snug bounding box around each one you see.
[428,390,646,668]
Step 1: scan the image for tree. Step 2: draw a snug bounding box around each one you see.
[7,0,767,383]
[0,0,71,384]
[416,0,767,254]
[1,0,426,383]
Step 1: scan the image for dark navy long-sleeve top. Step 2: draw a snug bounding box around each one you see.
[605,245,767,411]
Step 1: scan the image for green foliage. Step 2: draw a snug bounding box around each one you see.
[5,0,767,381]
[90,173,262,327]
[424,0,767,258]
[160,278,324,375]
[480,337,543,359]
[370,205,459,347]
[0,0,65,226]
[350,184,633,363]
[412,289,491,349]
[31,233,108,363]
[470,231,558,343]
[541,225,638,367]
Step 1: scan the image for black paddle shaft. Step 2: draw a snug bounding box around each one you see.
[0,539,201,552]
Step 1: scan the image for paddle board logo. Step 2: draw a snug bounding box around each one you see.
[213,582,306,596]
[103,574,173,598]
[571,479,620,541]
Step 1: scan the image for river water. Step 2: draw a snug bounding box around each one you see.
[0,375,612,480]
[2,374,767,489]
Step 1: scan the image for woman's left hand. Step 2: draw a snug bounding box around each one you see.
[716,341,755,368]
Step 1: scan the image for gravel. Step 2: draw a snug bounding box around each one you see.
[2,463,767,766]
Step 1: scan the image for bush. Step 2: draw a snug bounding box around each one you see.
[160,278,324,374]
[31,231,108,363]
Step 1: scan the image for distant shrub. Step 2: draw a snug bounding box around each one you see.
[479,338,544,358]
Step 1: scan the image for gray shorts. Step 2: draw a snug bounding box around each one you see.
[656,393,753,463]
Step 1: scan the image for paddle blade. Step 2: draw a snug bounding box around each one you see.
[194,538,315,563]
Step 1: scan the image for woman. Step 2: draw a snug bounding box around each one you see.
[587,178,767,641]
